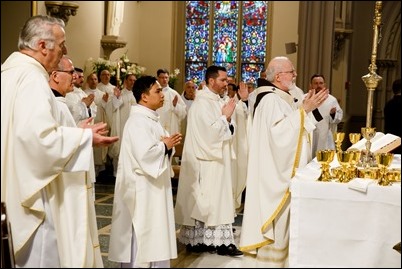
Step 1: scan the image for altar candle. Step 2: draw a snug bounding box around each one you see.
[116,61,121,82]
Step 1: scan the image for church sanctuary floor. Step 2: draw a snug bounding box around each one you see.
[94,170,264,268]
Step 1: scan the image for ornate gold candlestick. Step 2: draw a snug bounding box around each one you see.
[361,1,383,128]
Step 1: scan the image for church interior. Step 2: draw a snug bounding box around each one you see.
[1,1,401,268]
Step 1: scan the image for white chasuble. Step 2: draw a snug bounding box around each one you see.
[1,52,100,267]
[108,88,136,159]
[108,105,177,267]
[239,86,316,267]
[174,88,236,227]
[156,86,187,135]
[85,87,109,167]
[231,99,249,211]
[65,86,90,125]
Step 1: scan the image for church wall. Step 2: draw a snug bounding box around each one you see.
[1,1,299,80]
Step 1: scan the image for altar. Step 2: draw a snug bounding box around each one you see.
[289,155,401,268]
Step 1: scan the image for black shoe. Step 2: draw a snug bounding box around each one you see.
[217,244,243,257]
[206,245,217,254]
[186,244,201,253]
[186,243,207,253]
[186,244,194,252]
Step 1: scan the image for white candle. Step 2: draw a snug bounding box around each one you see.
[116,61,121,82]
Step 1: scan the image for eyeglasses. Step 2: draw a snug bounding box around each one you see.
[279,70,296,75]
[57,69,75,75]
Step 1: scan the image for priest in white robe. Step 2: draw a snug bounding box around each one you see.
[108,76,181,268]
[156,69,187,135]
[306,74,343,157]
[98,69,116,127]
[239,56,328,267]
[49,56,103,267]
[85,72,110,176]
[227,82,250,212]
[65,67,94,125]
[174,65,243,256]
[107,74,137,176]
[1,15,117,268]
[180,80,196,138]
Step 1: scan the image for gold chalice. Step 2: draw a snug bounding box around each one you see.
[347,149,361,179]
[333,132,345,153]
[337,151,353,183]
[375,152,394,186]
[316,149,335,182]
[361,127,376,167]
[349,133,361,145]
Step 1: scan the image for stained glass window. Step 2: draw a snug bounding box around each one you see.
[185,1,269,86]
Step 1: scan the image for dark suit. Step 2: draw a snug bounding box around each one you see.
[384,94,401,153]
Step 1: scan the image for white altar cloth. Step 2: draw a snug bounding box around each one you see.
[289,155,401,268]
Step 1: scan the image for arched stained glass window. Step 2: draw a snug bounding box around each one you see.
[185,1,269,86]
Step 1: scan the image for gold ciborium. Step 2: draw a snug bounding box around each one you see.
[316,149,335,182]
[361,127,376,167]
[387,168,401,183]
[337,151,354,183]
[333,132,345,153]
[349,133,361,145]
[375,152,394,186]
[358,167,380,180]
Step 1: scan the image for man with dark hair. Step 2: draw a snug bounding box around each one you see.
[256,66,269,87]
[384,78,401,153]
[227,82,238,98]
[175,65,244,256]
[307,74,343,157]
[109,76,182,268]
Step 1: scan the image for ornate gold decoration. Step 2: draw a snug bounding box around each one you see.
[361,1,383,128]
[361,127,377,167]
